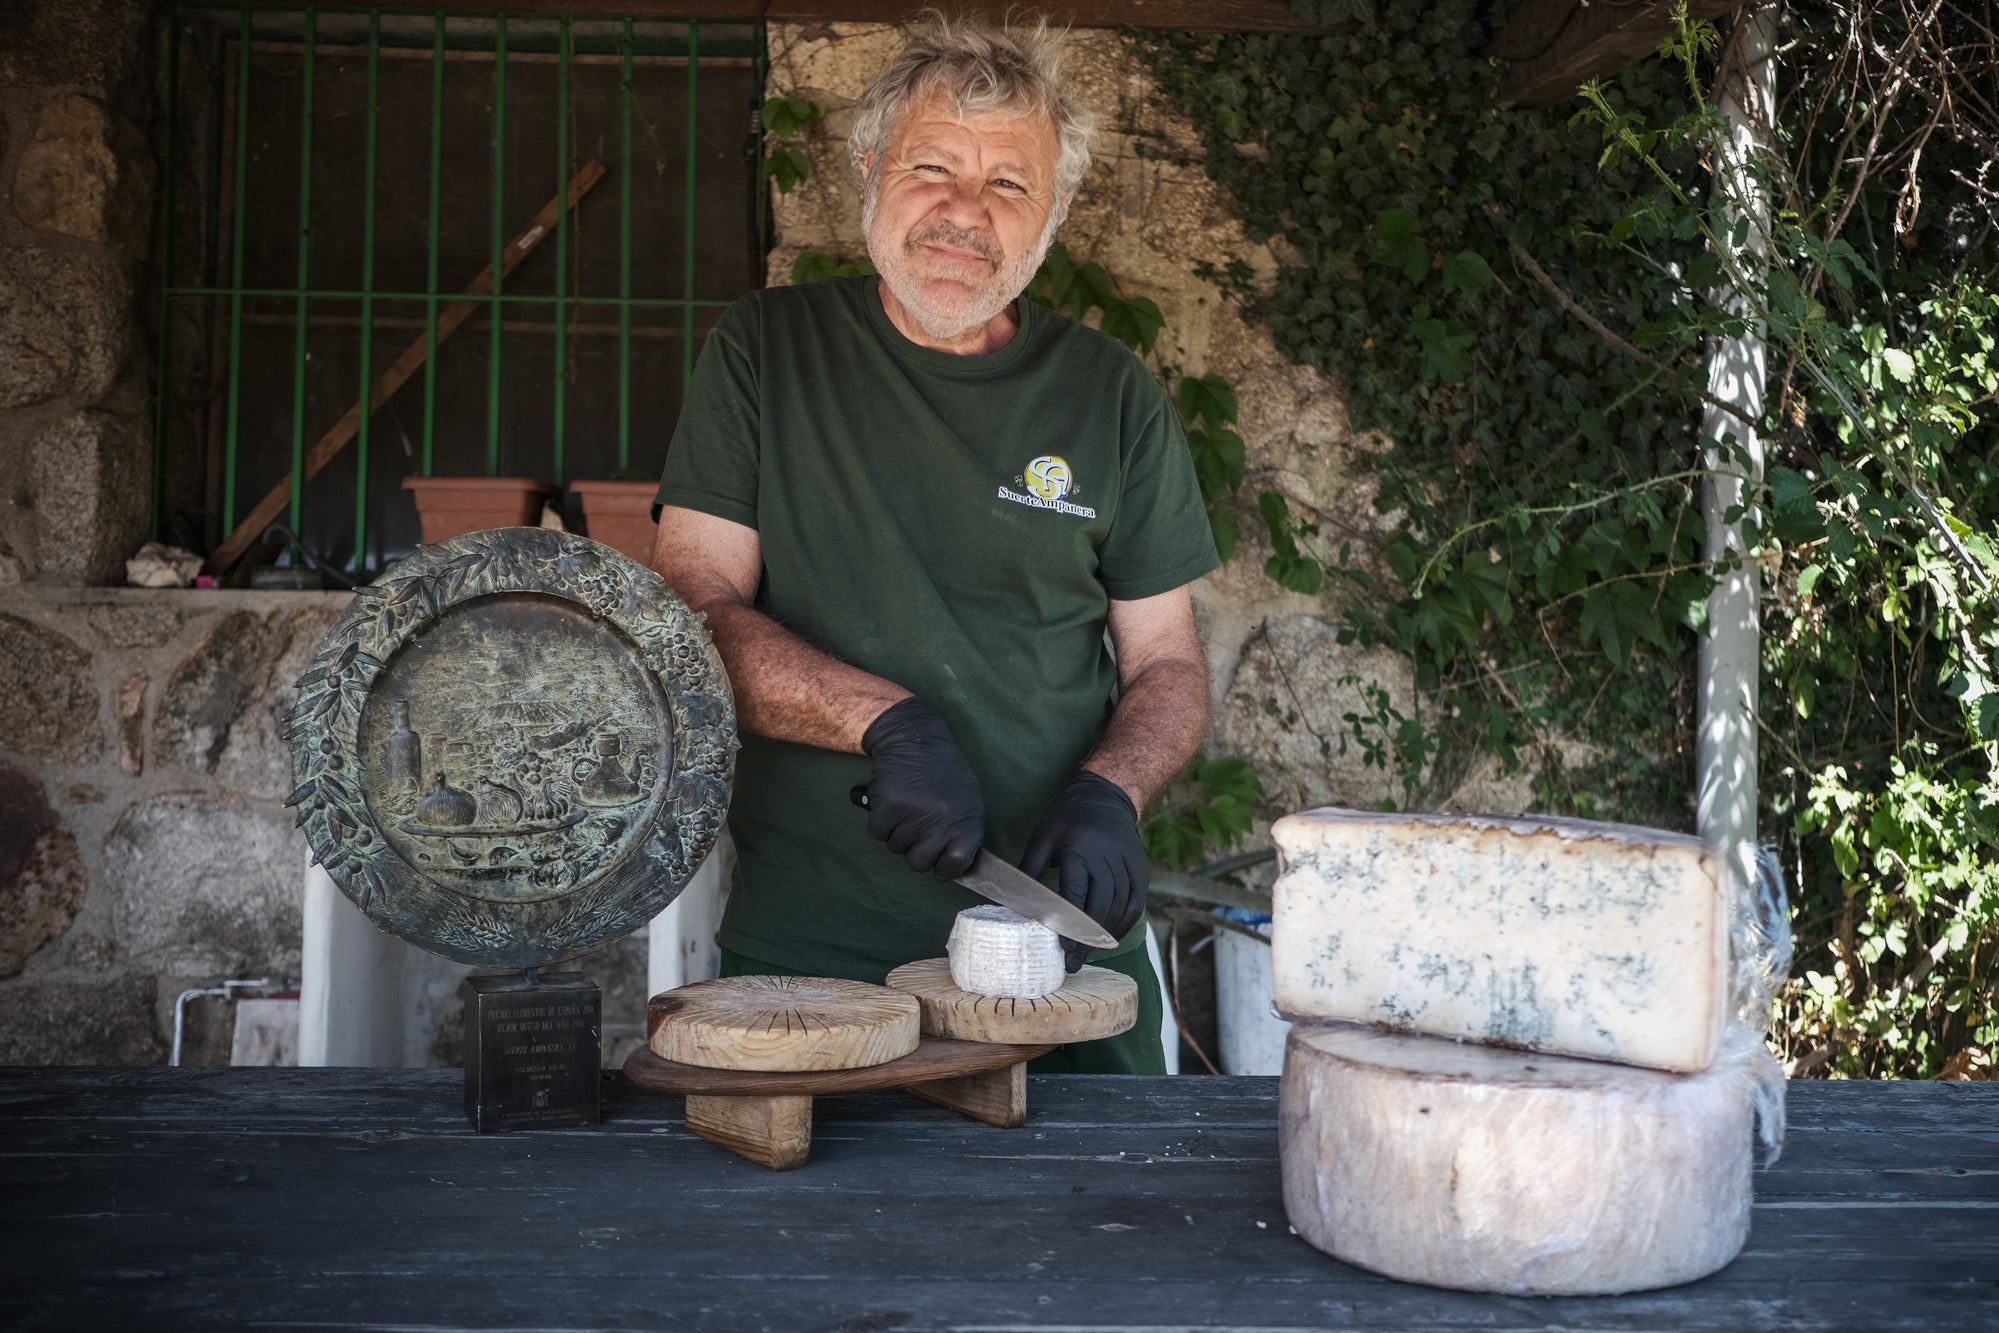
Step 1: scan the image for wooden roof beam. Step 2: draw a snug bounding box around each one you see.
[351,2,1348,35]
[1489,0,1741,108]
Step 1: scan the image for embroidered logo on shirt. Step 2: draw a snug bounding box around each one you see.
[999,454,1097,519]
[1026,455,1073,500]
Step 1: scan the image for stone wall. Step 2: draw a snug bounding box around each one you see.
[0,588,337,1061]
[762,21,1536,837]
[0,0,160,587]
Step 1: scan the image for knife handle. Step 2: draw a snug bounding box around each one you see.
[849,784,870,810]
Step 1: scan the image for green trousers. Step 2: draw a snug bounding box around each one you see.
[718,942,1168,1075]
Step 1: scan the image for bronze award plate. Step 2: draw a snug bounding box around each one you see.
[286,527,736,969]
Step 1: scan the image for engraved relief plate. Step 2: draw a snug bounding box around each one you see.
[286,528,736,967]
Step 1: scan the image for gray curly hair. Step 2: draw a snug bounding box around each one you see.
[848,13,1097,204]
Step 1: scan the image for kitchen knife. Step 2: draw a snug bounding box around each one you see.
[849,785,1121,950]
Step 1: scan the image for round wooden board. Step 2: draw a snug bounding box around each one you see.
[623,1034,1058,1096]
[883,958,1138,1045]
[647,976,920,1072]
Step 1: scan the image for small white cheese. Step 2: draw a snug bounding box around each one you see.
[1281,1021,1755,1296]
[1270,807,1726,1072]
[947,905,1065,998]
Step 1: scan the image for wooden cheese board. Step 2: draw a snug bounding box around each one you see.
[629,965,1135,1170]
[884,958,1138,1045]
[645,975,921,1072]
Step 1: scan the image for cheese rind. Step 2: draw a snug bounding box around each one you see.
[947,905,1066,998]
[1270,807,1725,1072]
[1280,1022,1753,1295]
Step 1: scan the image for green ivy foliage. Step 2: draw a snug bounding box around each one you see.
[1564,12,1999,1080]
[1672,9,1993,1080]
[761,96,825,195]
[1150,2,1999,1078]
[1146,0,1710,822]
[1142,754,1265,871]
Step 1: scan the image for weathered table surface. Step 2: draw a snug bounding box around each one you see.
[2,1069,1994,1331]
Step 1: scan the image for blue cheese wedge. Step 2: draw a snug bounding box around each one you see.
[1270,808,1726,1072]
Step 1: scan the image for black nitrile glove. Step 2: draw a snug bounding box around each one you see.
[860,697,985,880]
[1019,770,1147,972]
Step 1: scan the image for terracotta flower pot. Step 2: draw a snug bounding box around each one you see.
[401,476,557,544]
[570,480,660,564]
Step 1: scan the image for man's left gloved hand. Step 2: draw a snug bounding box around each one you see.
[1019,770,1148,973]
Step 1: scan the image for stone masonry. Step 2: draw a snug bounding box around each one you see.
[0,588,343,1063]
[0,0,158,588]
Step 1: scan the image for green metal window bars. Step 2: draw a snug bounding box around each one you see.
[154,5,764,580]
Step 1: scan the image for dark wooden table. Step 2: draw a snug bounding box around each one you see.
[2,1069,1994,1331]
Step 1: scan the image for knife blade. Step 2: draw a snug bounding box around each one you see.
[849,785,1120,949]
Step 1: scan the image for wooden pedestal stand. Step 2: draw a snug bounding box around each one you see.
[625,966,1137,1170]
[623,1036,1057,1169]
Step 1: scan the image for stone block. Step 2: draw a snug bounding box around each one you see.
[0,245,131,409]
[0,613,101,762]
[116,670,147,775]
[106,793,304,979]
[0,973,162,1065]
[0,763,87,978]
[13,94,155,255]
[1215,615,1419,814]
[154,607,339,796]
[28,409,153,583]
[85,603,188,649]
[0,1,154,101]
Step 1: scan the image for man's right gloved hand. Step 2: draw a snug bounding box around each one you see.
[860,697,985,880]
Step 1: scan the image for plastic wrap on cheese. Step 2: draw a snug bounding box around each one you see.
[1269,808,1728,1072]
[1280,1020,1763,1296]
[1733,842,1795,1033]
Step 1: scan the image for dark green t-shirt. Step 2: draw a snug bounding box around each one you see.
[657,276,1218,980]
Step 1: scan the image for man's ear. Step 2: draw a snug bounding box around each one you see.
[1050,191,1072,229]
[860,150,876,185]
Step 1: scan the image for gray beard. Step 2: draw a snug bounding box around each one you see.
[862,178,1057,343]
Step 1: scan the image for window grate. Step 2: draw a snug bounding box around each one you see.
[154,5,765,578]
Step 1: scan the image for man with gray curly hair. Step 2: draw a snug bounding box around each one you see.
[652,14,1217,1074]
[848,16,1096,343]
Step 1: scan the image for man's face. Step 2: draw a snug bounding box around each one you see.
[863,93,1063,343]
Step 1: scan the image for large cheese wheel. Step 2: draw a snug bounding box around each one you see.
[1270,807,1725,1071]
[1281,1023,1753,1295]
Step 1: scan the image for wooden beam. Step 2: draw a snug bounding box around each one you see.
[684,1094,816,1171]
[339,1,1346,35]
[1489,0,1740,108]
[907,1061,1030,1128]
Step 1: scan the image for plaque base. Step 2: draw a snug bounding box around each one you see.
[464,971,601,1132]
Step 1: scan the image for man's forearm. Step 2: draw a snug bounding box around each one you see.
[651,506,906,754]
[1082,657,1210,812]
[696,598,908,755]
